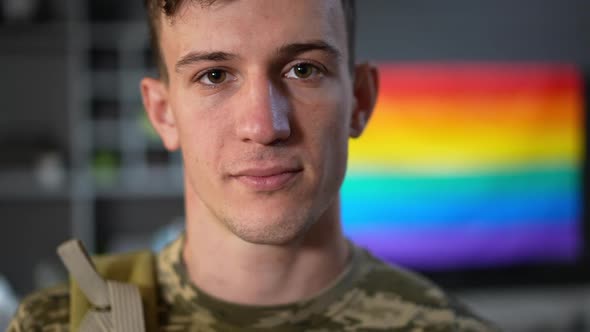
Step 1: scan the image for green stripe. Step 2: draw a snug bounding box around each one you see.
[342,165,580,199]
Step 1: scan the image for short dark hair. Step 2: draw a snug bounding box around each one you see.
[144,0,356,81]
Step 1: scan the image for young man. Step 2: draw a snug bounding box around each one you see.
[9,1,498,331]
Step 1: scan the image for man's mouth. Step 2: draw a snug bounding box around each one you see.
[231,165,303,192]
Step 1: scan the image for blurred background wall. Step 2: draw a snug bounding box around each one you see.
[0,0,588,330]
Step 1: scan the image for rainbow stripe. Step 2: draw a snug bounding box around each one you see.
[342,63,585,270]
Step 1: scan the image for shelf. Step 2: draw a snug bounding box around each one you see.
[0,22,68,55]
[94,165,184,199]
[89,21,148,50]
[91,119,120,149]
[95,185,183,199]
[0,170,70,200]
[0,166,184,200]
[458,285,590,332]
[89,69,155,102]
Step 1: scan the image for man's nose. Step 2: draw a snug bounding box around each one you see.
[236,78,291,145]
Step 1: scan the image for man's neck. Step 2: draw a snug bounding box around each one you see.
[182,194,349,306]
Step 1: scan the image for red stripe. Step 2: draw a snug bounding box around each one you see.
[378,63,583,99]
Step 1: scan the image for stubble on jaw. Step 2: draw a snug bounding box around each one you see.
[222,211,310,245]
[217,181,343,246]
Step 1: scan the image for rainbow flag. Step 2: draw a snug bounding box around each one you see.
[342,63,585,270]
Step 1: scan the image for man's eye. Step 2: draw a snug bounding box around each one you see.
[285,63,322,79]
[198,69,229,85]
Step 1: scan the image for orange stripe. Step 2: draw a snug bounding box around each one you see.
[371,93,583,130]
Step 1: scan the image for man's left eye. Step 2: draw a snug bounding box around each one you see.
[285,63,322,79]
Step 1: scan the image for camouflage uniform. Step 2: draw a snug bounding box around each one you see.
[7,235,499,331]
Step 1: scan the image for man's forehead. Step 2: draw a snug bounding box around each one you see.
[159,0,348,59]
[166,0,343,21]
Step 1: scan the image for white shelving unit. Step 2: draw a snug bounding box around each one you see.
[0,1,184,255]
[64,13,184,251]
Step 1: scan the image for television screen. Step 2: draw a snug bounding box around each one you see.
[342,63,585,271]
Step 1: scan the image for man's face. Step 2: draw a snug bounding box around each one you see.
[143,0,374,244]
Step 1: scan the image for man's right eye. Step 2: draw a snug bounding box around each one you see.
[197,69,230,86]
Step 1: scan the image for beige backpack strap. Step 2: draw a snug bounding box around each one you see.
[57,240,110,308]
[57,239,146,332]
[107,281,146,331]
[80,312,113,332]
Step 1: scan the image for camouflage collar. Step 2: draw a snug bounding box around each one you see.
[155,234,370,329]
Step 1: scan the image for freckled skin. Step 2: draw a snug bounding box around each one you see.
[155,0,356,245]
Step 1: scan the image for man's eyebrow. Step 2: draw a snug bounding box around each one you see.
[175,51,237,73]
[277,40,342,60]
[174,41,340,73]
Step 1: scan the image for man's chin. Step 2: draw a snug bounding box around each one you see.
[223,214,313,246]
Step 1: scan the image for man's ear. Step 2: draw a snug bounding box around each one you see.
[140,78,180,151]
[350,63,379,138]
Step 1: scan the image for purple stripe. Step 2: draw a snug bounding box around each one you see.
[347,222,581,270]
